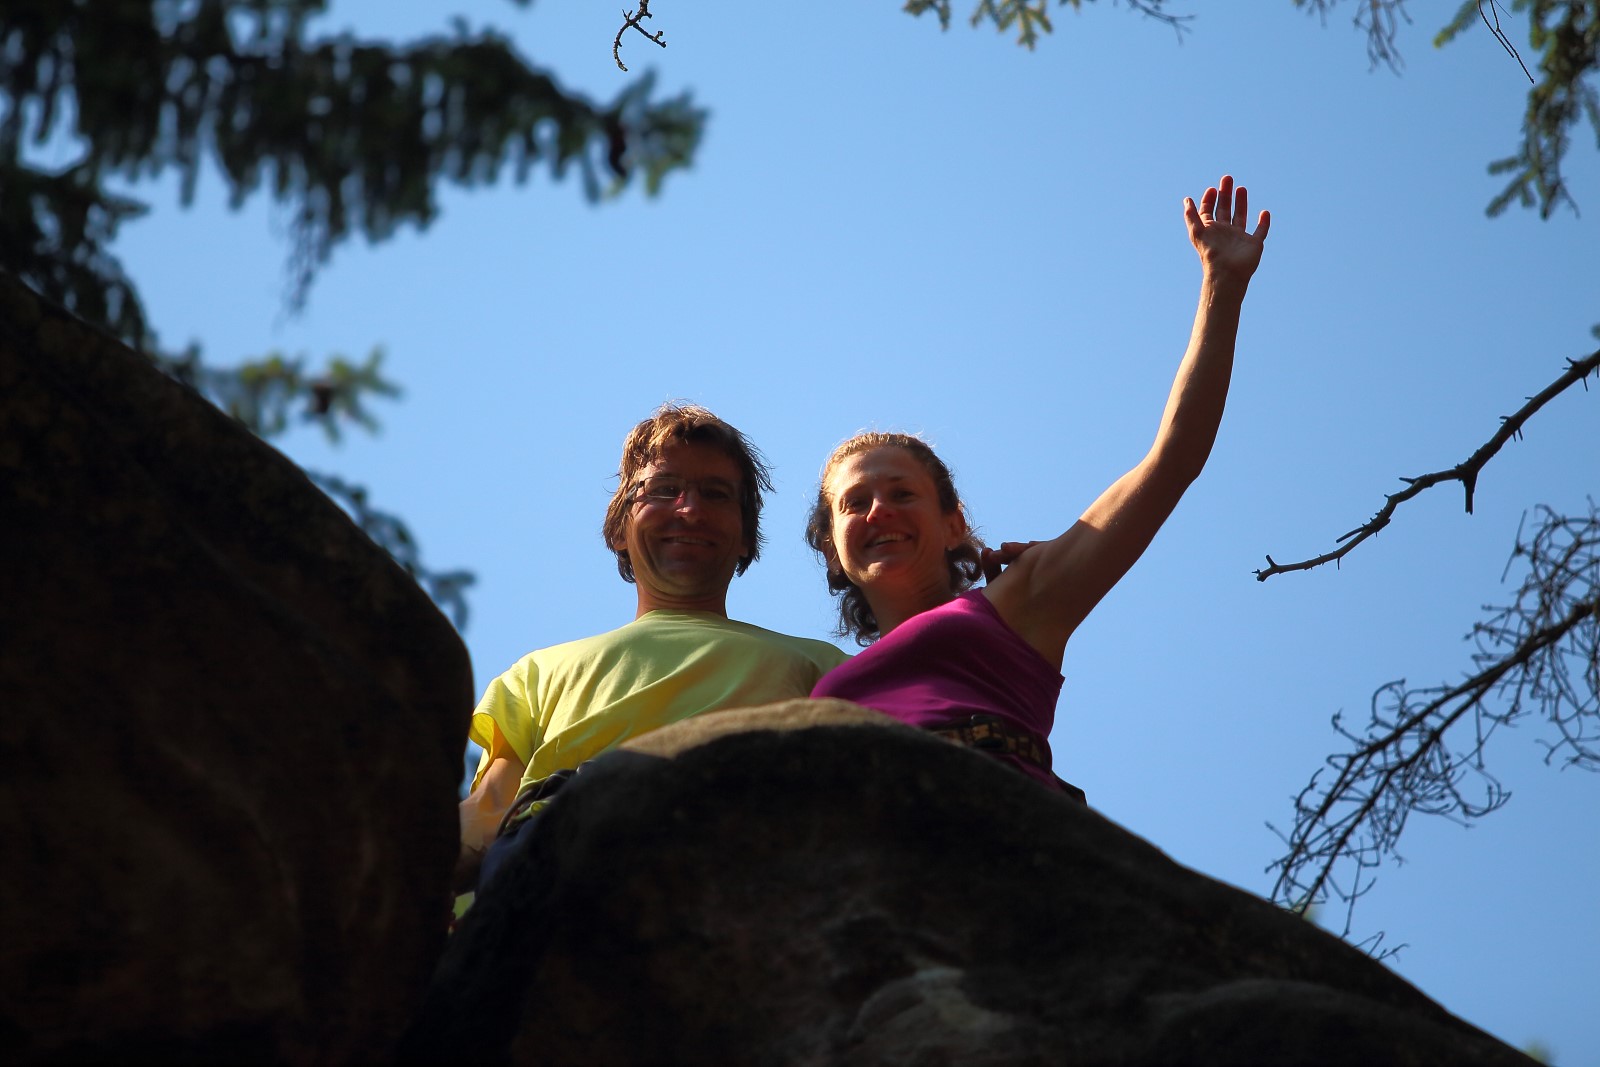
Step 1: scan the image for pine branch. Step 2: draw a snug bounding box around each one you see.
[1,3,705,315]
[309,471,477,630]
[903,0,1192,49]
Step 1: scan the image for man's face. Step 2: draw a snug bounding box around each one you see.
[613,441,751,616]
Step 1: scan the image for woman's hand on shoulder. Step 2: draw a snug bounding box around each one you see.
[980,540,1045,583]
[1185,174,1270,293]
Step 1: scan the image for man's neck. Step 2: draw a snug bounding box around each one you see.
[635,593,730,619]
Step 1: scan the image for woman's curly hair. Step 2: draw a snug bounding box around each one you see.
[804,432,983,645]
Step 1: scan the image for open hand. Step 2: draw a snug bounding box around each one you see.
[1184,174,1269,289]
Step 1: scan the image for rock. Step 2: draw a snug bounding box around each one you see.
[410,701,1534,1066]
[0,272,473,1063]
[0,268,1538,1064]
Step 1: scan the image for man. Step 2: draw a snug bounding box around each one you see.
[454,404,848,891]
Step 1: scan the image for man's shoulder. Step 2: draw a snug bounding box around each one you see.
[717,616,850,668]
[513,613,747,663]
[627,611,847,667]
[521,620,644,663]
[479,622,633,681]
[500,613,848,675]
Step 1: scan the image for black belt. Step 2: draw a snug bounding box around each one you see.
[929,713,1048,769]
[929,714,1086,804]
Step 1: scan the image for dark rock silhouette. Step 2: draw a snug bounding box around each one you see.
[2,273,1535,1065]
[0,272,473,1063]
[409,701,1535,1066]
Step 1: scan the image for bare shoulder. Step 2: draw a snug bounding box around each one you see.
[981,543,1072,669]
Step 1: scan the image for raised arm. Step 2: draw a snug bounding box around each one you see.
[986,174,1269,667]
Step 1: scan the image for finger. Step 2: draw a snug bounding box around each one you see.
[1234,185,1248,229]
[1255,208,1271,241]
[994,540,1042,562]
[980,549,1003,582]
[1183,195,1203,240]
[1214,174,1234,224]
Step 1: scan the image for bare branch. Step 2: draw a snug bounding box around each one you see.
[1117,0,1193,35]
[1268,503,1600,934]
[1256,350,1600,581]
[1477,0,1534,84]
[1296,0,1414,72]
[614,0,667,73]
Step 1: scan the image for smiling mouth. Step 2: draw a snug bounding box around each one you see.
[663,536,715,547]
[865,533,908,549]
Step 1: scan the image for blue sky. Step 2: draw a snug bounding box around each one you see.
[93,1,1596,1060]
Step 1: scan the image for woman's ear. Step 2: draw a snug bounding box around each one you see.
[943,508,969,550]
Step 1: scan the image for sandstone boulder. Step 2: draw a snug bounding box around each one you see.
[0,269,1538,1065]
[411,701,1533,1066]
[0,272,473,1063]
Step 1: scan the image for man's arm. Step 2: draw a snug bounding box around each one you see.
[452,723,527,892]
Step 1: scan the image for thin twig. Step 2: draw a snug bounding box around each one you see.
[1268,504,1599,939]
[1479,0,1534,84]
[1274,592,1596,909]
[614,0,667,73]
[1122,0,1194,42]
[1256,350,1600,581]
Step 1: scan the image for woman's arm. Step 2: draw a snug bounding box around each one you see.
[987,175,1269,667]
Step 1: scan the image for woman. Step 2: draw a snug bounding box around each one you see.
[807,175,1269,794]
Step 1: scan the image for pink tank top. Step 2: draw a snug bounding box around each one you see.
[811,589,1064,789]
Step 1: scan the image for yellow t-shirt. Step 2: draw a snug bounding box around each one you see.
[469,611,849,793]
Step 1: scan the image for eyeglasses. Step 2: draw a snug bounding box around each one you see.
[629,475,741,509]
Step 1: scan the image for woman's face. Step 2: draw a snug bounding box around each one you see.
[823,445,967,599]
